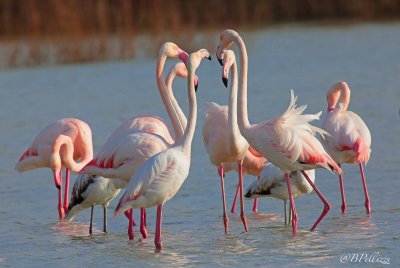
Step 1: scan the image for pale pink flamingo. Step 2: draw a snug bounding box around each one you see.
[321,81,371,214]
[114,49,211,251]
[202,50,266,234]
[65,62,191,235]
[80,43,192,240]
[245,164,315,225]
[15,118,93,220]
[216,29,342,235]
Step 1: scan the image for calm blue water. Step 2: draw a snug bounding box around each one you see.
[1,22,400,267]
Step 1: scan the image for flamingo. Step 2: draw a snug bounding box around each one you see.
[15,118,93,220]
[65,174,124,234]
[216,29,342,235]
[245,164,315,225]
[321,81,371,214]
[65,62,191,235]
[114,49,211,251]
[80,43,192,240]
[202,49,266,234]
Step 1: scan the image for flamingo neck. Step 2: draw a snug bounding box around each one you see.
[327,82,351,111]
[227,59,241,146]
[156,55,183,141]
[180,68,197,154]
[233,32,251,132]
[53,136,92,172]
[166,69,187,139]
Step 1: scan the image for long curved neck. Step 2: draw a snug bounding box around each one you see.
[156,55,183,141]
[327,82,351,111]
[233,32,252,132]
[54,136,92,172]
[227,59,241,146]
[179,68,197,153]
[166,70,187,140]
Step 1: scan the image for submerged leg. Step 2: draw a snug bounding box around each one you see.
[140,207,148,239]
[124,209,134,240]
[53,170,64,220]
[252,176,260,213]
[89,205,94,235]
[285,173,297,235]
[218,164,229,234]
[359,162,371,214]
[238,161,248,232]
[155,204,163,252]
[301,171,331,231]
[63,168,70,213]
[338,164,346,214]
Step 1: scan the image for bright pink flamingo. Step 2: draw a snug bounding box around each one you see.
[202,50,266,234]
[114,49,211,252]
[321,81,371,214]
[80,42,192,240]
[216,29,342,235]
[15,118,93,220]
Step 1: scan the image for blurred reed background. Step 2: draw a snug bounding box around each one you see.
[1,0,400,68]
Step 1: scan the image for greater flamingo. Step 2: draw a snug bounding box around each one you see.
[321,81,371,214]
[245,164,315,225]
[66,62,191,234]
[65,174,124,234]
[216,29,342,235]
[114,49,211,251]
[80,43,192,240]
[202,49,266,234]
[15,118,93,220]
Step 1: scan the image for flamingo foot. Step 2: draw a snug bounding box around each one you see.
[291,211,298,236]
[154,241,163,253]
[58,207,65,220]
[365,199,371,215]
[240,213,248,232]
[341,203,346,215]
[223,215,229,234]
[140,226,148,239]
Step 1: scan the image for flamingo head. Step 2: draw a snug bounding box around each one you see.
[221,50,235,88]
[187,49,211,92]
[216,29,236,66]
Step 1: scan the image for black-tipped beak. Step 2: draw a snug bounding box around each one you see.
[244,190,252,199]
[206,56,212,61]
[55,184,61,190]
[195,83,198,92]
[216,49,223,66]
[222,77,228,88]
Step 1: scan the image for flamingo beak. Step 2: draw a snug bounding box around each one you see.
[222,77,228,88]
[216,46,223,66]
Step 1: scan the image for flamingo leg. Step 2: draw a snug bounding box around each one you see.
[231,182,240,214]
[124,209,134,240]
[140,207,148,239]
[155,204,163,251]
[252,176,260,213]
[338,164,346,214]
[103,206,107,233]
[238,161,248,232]
[63,168,70,213]
[284,200,288,225]
[359,162,371,214]
[285,173,297,235]
[301,171,331,231]
[218,164,229,234]
[143,208,147,227]
[53,170,64,220]
[89,205,94,235]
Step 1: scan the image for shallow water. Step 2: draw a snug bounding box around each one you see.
[1,22,400,267]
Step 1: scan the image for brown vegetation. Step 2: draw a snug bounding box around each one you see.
[1,0,399,67]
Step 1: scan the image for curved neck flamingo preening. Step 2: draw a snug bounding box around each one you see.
[327,81,351,112]
[156,49,186,142]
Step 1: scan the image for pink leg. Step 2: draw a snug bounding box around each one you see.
[338,164,346,214]
[155,204,163,252]
[124,209,134,240]
[218,164,229,234]
[53,170,64,220]
[252,176,260,213]
[143,208,147,227]
[238,161,248,232]
[140,207,148,239]
[231,183,240,214]
[301,171,331,231]
[63,168,70,213]
[285,173,297,235]
[359,162,371,214]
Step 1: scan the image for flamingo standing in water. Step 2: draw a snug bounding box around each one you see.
[216,29,342,235]
[114,49,211,251]
[202,50,266,234]
[245,164,315,225]
[321,81,371,214]
[15,118,93,220]
[66,62,192,234]
[80,43,193,240]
